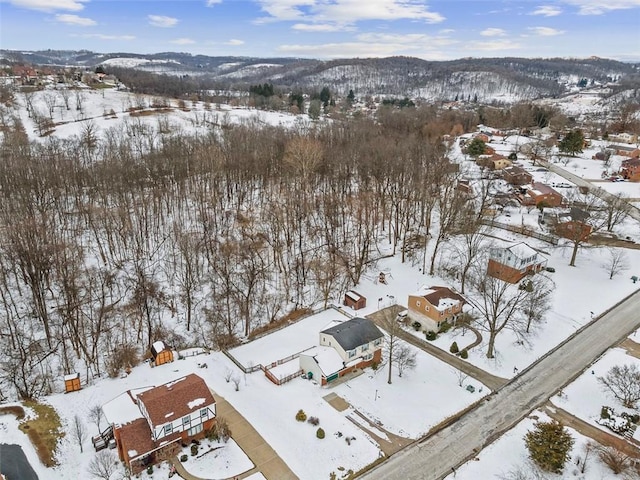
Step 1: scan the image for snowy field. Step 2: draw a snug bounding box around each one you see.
[551,347,640,433]
[445,410,616,480]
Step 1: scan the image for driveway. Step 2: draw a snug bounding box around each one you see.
[361,289,640,480]
[0,444,39,480]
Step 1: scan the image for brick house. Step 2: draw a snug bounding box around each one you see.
[502,166,533,186]
[620,158,640,182]
[102,374,216,474]
[613,145,640,158]
[407,286,466,332]
[487,242,547,284]
[299,317,383,385]
[519,182,563,207]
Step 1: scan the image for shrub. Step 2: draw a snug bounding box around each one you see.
[600,406,611,419]
[425,331,437,341]
[295,409,307,422]
[191,444,198,456]
[371,361,379,370]
[438,322,452,334]
[307,416,320,426]
[316,428,325,439]
[450,342,459,354]
[412,321,422,331]
[460,349,469,359]
[146,465,153,474]
[208,417,231,443]
[180,454,188,462]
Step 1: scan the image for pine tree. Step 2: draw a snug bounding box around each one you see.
[559,129,585,156]
[465,137,486,158]
[524,421,574,473]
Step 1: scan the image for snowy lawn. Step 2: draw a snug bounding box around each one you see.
[551,347,640,432]
[229,308,352,368]
[177,438,253,479]
[332,342,488,438]
[446,410,616,480]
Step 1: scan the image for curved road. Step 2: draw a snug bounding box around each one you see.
[361,289,640,480]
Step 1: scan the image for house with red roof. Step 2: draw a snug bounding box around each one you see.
[102,373,216,474]
[407,286,466,332]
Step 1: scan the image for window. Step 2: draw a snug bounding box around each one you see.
[374,339,381,346]
[416,300,421,307]
[182,416,191,427]
[364,353,373,361]
[200,408,208,419]
[188,423,203,437]
[164,423,173,436]
[361,343,369,351]
[425,305,430,311]
[348,350,356,358]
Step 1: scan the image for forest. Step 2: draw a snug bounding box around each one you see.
[0,100,493,401]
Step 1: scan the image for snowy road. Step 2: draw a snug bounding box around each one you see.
[537,158,640,223]
[361,289,640,480]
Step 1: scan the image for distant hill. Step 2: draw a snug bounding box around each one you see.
[2,50,639,104]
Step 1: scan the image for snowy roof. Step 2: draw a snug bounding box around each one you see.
[506,242,539,260]
[320,317,383,351]
[345,290,361,301]
[414,286,466,312]
[303,346,344,376]
[102,387,153,426]
[63,373,79,381]
[152,341,165,353]
[137,373,215,428]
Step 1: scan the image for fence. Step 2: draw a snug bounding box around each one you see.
[481,219,559,245]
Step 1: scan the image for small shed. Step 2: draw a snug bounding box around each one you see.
[150,341,174,367]
[343,290,366,310]
[64,373,81,393]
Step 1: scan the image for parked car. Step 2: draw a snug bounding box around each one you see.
[545,267,556,273]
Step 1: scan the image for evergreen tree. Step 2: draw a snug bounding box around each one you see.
[466,137,486,157]
[524,421,574,473]
[319,87,331,107]
[559,129,585,156]
[347,89,355,104]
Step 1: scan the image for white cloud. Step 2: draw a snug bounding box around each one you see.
[74,33,135,40]
[292,22,353,31]
[531,5,563,16]
[147,14,178,27]
[8,0,87,11]
[256,0,444,25]
[561,0,640,14]
[206,0,221,4]
[54,13,96,26]
[278,31,456,59]
[469,40,522,51]
[480,28,507,37]
[171,38,196,45]
[528,26,565,36]
[224,39,245,45]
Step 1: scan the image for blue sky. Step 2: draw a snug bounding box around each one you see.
[0,0,639,60]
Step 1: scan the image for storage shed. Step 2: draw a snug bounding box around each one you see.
[150,341,174,367]
[343,290,366,310]
[64,373,81,393]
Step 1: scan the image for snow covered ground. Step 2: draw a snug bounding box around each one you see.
[551,347,640,433]
[445,410,616,480]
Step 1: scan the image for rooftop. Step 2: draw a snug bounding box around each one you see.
[320,317,383,352]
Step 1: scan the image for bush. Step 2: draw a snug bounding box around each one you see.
[425,331,437,341]
[600,406,611,419]
[450,342,459,354]
[147,465,153,474]
[207,417,232,443]
[371,361,379,370]
[295,409,307,422]
[180,454,188,462]
[438,322,452,334]
[412,321,422,331]
[191,444,198,456]
[460,349,468,359]
[307,416,320,426]
[316,428,325,439]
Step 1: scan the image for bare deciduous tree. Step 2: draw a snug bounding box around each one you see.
[88,404,104,432]
[87,449,119,480]
[393,343,417,378]
[73,414,87,453]
[604,248,629,280]
[598,364,640,408]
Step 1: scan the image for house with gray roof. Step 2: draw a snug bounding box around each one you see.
[299,317,383,385]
